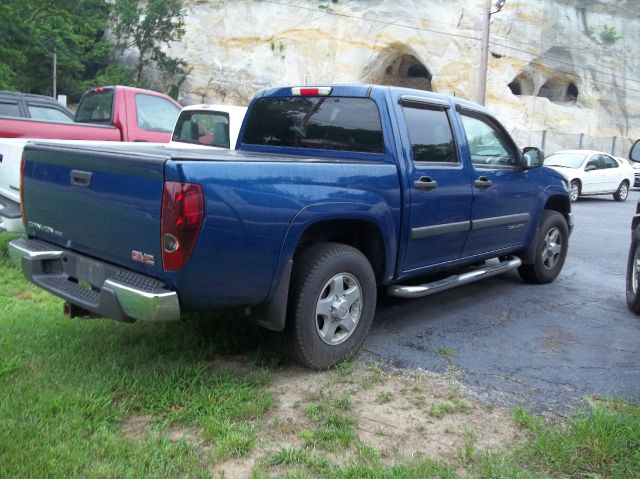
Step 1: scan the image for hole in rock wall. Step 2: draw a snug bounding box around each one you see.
[369,54,433,91]
[538,78,578,103]
[508,72,535,96]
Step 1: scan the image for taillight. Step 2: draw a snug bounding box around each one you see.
[161,181,204,271]
[20,153,26,226]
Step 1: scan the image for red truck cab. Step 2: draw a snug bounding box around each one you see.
[0,86,181,142]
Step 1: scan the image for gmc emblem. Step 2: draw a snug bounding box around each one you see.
[131,250,155,266]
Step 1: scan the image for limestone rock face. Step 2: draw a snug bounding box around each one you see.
[154,0,639,148]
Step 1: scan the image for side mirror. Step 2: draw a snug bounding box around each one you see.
[522,147,543,169]
[585,164,597,172]
[630,140,640,162]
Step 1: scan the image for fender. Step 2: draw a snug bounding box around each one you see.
[520,184,572,264]
[254,201,397,331]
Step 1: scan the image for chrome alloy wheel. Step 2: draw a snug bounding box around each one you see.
[569,182,579,202]
[542,226,563,270]
[315,273,362,345]
[619,183,629,200]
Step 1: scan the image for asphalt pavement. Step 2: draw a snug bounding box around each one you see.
[363,190,640,412]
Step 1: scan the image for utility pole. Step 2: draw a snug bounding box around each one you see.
[477,0,506,106]
[52,49,57,99]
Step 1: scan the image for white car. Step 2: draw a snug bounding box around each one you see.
[544,149,634,202]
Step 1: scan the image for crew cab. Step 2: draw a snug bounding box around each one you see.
[0,103,246,233]
[10,85,572,369]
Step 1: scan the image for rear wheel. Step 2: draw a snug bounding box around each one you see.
[284,242,376,369]
[569,180,580,202]
[613,181,629,202]
[518,210,569,284]
[626,229,640,314]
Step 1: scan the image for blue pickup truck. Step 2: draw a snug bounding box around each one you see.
[9,85,572,368]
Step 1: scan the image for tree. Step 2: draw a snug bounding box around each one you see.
[111,0,186,85]
[0,0,113,99]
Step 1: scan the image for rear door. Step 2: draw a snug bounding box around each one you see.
[399,96,473,272]
[458,110,536,257]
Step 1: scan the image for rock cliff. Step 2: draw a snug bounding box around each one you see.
[154,0,639,150]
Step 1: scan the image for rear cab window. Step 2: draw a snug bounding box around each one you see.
[242,97,384,155]
[75,88,115,122]
[173,110,231,147]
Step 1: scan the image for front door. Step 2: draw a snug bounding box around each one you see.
[400,99,473,273]
[458,111,536,257]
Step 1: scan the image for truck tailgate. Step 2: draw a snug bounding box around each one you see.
[22,143,167,277]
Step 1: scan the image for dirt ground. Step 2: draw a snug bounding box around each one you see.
[120,359,526,477]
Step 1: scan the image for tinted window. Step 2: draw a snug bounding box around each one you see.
[75,89,115,122]
[460,113,518,167]
[402,105,456,163]
[28,105,73,122]
[243,97,384,153]
[173,110,231,147]
[586,156,603,170]
[135,94,180,132]
[602,155,618,168]
[0,101,20,117]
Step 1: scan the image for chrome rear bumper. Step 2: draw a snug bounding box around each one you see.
[9,237,180,322]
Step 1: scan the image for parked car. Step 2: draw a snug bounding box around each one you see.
[544,149,634,202]
[0,103,246,233]
[9,84,571,369]
[625,140,640,313]
[0,90,74,122]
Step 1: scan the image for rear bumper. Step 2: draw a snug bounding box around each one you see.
[0,193,24,233]
[8,237,180,322]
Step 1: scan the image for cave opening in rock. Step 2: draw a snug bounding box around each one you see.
[508,80,522,95]
[538,77,578,103]
[507,71,535,96]
[368,53,433,91]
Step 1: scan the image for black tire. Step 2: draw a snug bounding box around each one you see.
[625,229,640,314]
[518,210,569,284]
[613,181,629,202]
[569,180,580,202]
[284,242,376,369]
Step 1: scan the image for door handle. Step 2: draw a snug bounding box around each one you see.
[70,170,92,188]
[414,176,438,191]
[474,176,492,190]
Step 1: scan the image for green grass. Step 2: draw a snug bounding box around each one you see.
[1,232,640,478]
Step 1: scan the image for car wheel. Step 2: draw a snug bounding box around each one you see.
[569,180,580,202]
[626,229,640,314]
[284,242,376,369]
[613,181,629,202]
[518,210,569,284]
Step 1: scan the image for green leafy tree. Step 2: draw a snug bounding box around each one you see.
[0,0,113,100]
[111,0,186,85]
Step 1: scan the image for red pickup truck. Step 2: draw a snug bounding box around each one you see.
[0,86,181,142]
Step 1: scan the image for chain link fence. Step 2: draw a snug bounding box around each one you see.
[511,130,636,159]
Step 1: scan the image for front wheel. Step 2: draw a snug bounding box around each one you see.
[284,242,377,369]
[625,230,640,314]
[518,210,569,284]
[613,181,629,202]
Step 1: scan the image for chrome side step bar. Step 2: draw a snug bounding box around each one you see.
[389,256,522,298]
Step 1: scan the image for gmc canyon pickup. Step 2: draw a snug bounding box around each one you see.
[10,84,572,368]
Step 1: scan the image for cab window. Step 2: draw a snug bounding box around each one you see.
[173,111,231,148]
[460,113,519,167]
[135,94,181,132]
[402,104,457,163]
[28,105,73,122]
